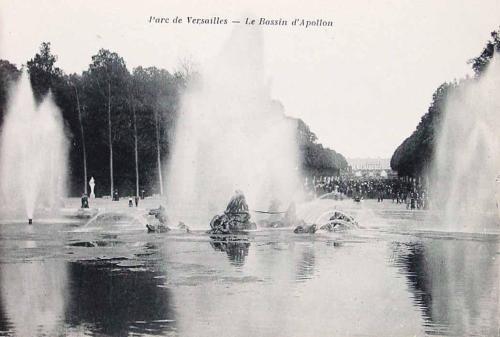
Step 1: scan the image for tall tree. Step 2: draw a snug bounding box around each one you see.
[26,42,63,102]
[294,117,348,175]
[132,102,139,197]
[391,27,500,177]
[131,66,179,195]
[128,74,141,198]
[83,49,130,196]
[69,74,88,194]
[107,81,113,196]
[0,60,20,125]
[26,43,82,195]
[471,28,500,75]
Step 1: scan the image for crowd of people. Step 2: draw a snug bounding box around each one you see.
[307,176,429,210]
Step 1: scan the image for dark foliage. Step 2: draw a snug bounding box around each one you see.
[0,60,20,126]
[295,118,348,175]
[390,83,453,177]
[391,28,500,177]
[0,42,346,196]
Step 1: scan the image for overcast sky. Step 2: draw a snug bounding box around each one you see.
[1,0,499,158]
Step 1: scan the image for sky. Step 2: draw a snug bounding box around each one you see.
[0,0,499,158]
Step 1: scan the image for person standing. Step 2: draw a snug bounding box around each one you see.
[113,189,119,201]
[81,193,89,208]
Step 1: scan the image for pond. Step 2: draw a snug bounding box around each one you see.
[0,199,498,337]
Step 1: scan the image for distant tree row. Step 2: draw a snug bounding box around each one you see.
[295,118,348,176]
[390,28,500,177]
[0,42,347,197]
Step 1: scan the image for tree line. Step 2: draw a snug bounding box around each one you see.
[0,42,348,197]
[391,28,500,177]
[295,118,348,176]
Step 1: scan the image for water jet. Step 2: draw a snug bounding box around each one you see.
[165,27,303,226]
[0,71,68,219]
[429,53,500,229]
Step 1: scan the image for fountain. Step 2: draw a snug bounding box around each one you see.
[165,27,303,226]
[0,71,68,221]
[429,53,500,229]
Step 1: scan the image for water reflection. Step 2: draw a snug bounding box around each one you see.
[209,236,251,266]
[0,311,8,337]
[391,237,499,336]
[0,260,68,336]
[65,260,176,336]
[171,233,428,337]
[295,244,316,282]
[0,208,498,337]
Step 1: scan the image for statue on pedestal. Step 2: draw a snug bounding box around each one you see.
[89,177,96,199]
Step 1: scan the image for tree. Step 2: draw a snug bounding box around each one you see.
[132,101,139,197]
[83,49,130,196]
[391,82,454,177]
[391,28,500,177]
[69,74,88,194]
[26,42,63,102]
[26,44,83,194]
[0,60,20,125]
[471,28,500,75]
[131,66,180,195]
[1,44,190,197]
[293,117,348,175]
[296,118,318,144]
[4,41,351,197]
[129,74,142,197]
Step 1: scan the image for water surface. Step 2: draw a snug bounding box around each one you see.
[0,200,498,337]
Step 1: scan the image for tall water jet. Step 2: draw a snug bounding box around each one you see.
[0,72,68,219]
[165,27,303,226]
[429,53,500,229]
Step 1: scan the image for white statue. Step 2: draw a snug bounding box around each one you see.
[89,177,96,199]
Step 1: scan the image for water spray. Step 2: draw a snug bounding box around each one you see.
[0,71,69,219]
[165,27,303,226]
[429,53,500,227]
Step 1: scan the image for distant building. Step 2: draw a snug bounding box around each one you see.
[348,158,391,170]
[346,158,396,179]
